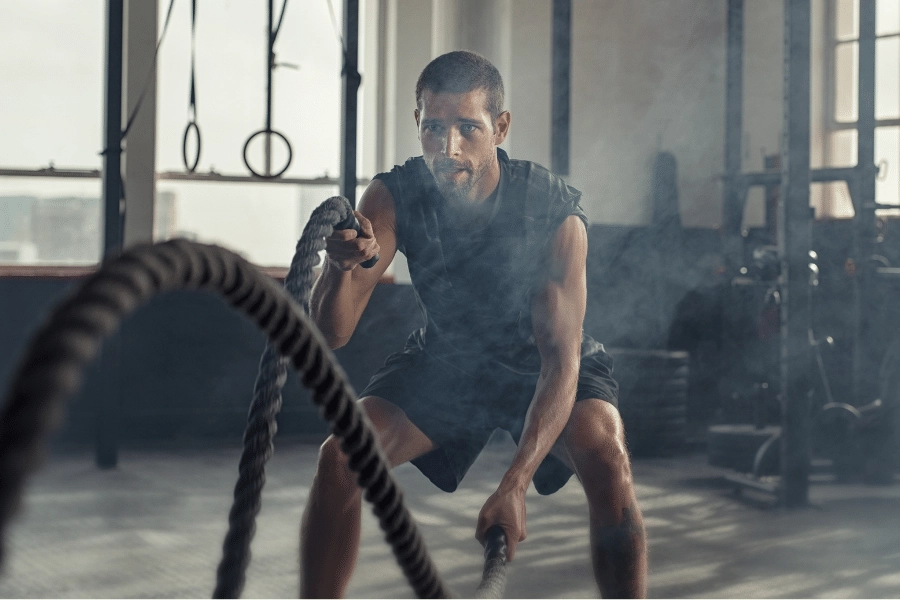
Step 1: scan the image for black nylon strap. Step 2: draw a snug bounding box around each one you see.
[188,0,197,118]
[182,0,201,172]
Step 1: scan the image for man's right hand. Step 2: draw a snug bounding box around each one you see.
[324,210,381,272]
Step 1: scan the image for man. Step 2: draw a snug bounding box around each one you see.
[302,50,647,598]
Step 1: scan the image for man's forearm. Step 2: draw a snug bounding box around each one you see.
[501,362,579,492]
[309,261,360,349]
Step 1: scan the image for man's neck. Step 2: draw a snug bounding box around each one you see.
[446,165,501,229]
[469,158,501,205]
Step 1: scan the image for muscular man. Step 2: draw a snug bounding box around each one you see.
[302,50,647,598]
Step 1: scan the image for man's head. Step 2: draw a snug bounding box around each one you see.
[414,51,511,205]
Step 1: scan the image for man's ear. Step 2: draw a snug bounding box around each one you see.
[494,111,511,145]
[414,108,421,138]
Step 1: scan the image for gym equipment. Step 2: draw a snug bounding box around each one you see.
[181,0,202,173]
[609,348,690,455]
[242,0,293,179]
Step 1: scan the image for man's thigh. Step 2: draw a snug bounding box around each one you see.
[358,395,438,467]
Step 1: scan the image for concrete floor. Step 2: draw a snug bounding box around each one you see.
[0,436,898,599]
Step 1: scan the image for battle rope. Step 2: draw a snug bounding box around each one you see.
[0,238,447,597]
[213,196,381,597]
[0,201,508,597]
[474,525,509,599]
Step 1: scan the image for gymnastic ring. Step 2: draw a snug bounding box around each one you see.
[181,120,202,173]
[242,128,293,179]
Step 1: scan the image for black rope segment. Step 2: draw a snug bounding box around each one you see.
[0,235,448,598]
[473,525,509,599]
[213,195,389,597]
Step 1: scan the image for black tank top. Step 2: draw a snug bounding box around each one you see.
[374,148,602,373]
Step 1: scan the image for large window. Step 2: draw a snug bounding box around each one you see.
[825,0,900,217]
[0,0,378,268]
[0,1,106,265]
[152,0,351,266]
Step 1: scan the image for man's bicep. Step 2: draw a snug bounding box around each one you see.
[532,215,588,361]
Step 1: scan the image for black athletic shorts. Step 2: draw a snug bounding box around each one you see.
[359,345,619,495]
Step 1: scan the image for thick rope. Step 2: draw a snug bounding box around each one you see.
[213,196,384,597]
[473,525,508,599]
[0,238,449,598]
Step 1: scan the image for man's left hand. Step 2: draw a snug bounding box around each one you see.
[476,485,527,560]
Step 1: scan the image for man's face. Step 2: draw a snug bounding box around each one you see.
[415,88,510,204]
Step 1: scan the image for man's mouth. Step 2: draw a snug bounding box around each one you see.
[436,161,469,174]
[438,167,469,180]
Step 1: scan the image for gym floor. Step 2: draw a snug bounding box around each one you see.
[0,435,898,599]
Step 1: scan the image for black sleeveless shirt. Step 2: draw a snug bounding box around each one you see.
[374,148,603,374]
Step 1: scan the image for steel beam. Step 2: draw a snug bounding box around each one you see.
[97,0,125,470]
[779,0,813,508]
[551,0,571,176]
[122,0,158,247]
[341,0,361,206]
[0,167,370,187]
[853,0,879,407]
[723,0,745,269]
[102,0,125,257]
[729,166,858,187]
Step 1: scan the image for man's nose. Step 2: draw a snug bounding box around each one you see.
[443,129,461,156]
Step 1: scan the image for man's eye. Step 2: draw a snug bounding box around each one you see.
[425,124,442,132]
[461,124,476,133]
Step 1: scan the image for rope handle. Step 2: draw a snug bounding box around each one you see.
[474,525,509,599]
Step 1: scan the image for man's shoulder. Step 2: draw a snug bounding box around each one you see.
[375,155,427,182]
[372,156,431,212]
[501,152,584,228]
[503,153,582,201]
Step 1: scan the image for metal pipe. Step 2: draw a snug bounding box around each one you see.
[725,0,744,178]
[102,0,125,257]
[340,0,361,206]
[728,166,859,187]
[0,168,372,187]
[722,0,745,269]
[97,0,126,470]
[779,0,813,509]
[551,0,572,176]
[852,0,879,408]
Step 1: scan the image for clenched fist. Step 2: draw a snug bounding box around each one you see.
[324,211,381,271]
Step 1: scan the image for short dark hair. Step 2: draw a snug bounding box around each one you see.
[415,50,505,118]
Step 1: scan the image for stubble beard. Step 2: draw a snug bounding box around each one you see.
[432,160,490,206]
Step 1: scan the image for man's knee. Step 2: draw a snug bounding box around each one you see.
[563,400,633,492]
[314,397,395,486]
[315,435,357,492]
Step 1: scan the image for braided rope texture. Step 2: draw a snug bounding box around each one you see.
[213,196,353,597]
[215,196,448,599]
[473,525,509,599]
[0,235,448,598]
